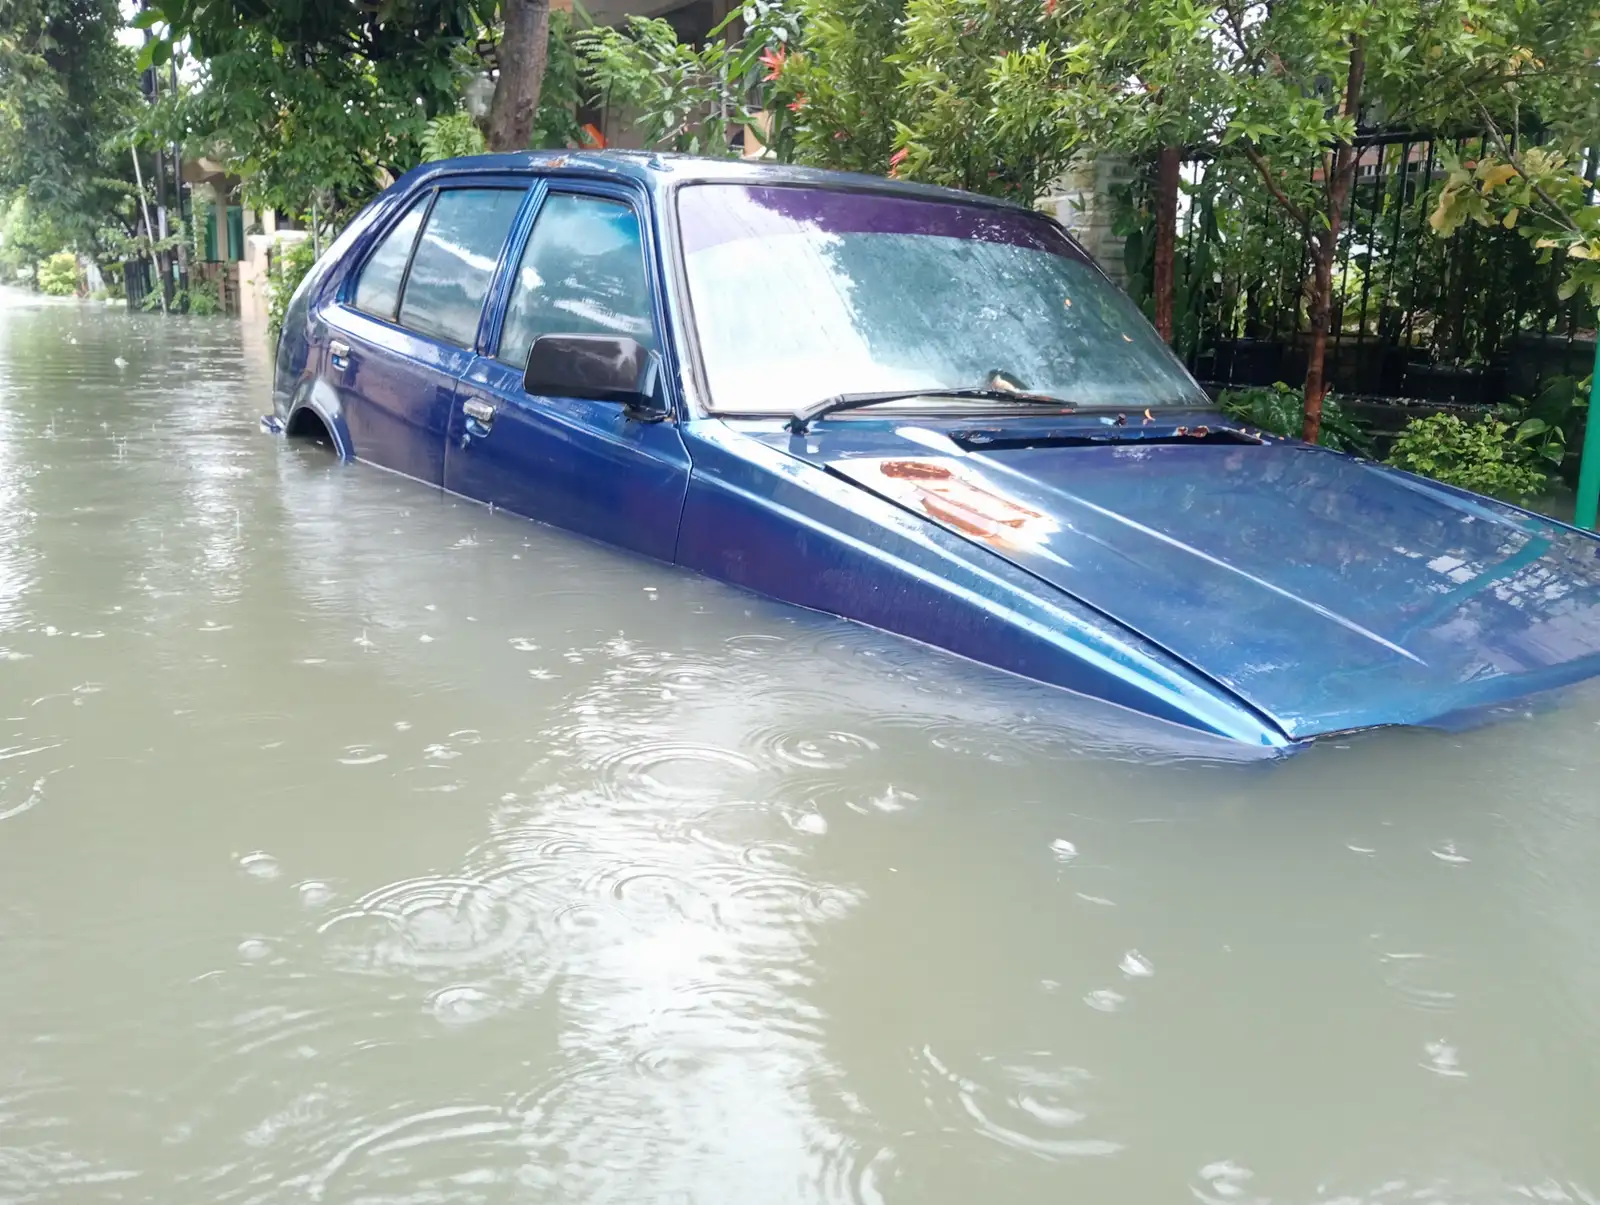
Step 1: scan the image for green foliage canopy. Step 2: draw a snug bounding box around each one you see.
[0,0,142,247]
[135,0,479,217]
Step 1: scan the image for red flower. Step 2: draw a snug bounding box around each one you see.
[888,147,908,178]
[1044,0,1057,13]
[759,46,788,82]
[788,92,808,111]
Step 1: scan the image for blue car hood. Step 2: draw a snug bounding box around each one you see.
[775,424,1600,737]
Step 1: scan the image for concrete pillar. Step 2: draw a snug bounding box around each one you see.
[1037,156,1133,288]
[238,230,310,335]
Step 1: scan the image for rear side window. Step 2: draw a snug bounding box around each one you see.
[498,193,656,370]
[397,188,524,348]
[352,197,427,319]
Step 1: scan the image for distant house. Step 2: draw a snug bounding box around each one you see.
[182,157,310,318]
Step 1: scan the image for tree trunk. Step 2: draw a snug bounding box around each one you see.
[1302,236,1338,443]
[1153,145,1180,344]
[485,0,552,153]
[1301,36,1366,445]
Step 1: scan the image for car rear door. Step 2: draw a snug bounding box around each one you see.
[320,178,531,487]
[442,179,690,563]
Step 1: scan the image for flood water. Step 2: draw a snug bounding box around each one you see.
[4,293,1600,1204]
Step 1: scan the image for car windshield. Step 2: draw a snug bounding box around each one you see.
[675,183,1209,415]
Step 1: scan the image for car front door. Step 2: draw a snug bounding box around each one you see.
[442,182,690,563]
[321,180,529,486]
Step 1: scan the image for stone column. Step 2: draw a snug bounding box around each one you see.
[1036,156,1133,288]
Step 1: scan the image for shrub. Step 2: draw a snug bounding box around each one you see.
[421,111,487,161]
[37,251,80,296]
[1217,381,1371,455]
[1385,414,1547,501]
[266,238,317,346]
[187,278,222,316]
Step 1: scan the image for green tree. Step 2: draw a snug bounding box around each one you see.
[138,0,595,219]
[0,194,66,280]
[578,4,796,156]
[842,0,1598,441]
[134,1,468,220]
[0,0,142,250]
[1425,1,1600,307]
[772,0,907,172]
[422,112,489,161]
[36,249,78,294]
[530,9,590,150]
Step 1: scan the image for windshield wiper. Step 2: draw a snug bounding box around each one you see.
[787,388,1073,434]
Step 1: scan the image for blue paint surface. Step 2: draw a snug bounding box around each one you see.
[270,151,1600,747]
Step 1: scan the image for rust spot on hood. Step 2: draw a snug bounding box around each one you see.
[873,459,1056,549]
[882,459,954,482]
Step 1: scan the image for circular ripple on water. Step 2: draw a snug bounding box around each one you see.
[753,725,880,772]
[579,856,717,918]
[239,851,282,880]
[293,1102,522,1202]
[1374,948,1459,1013]
[426,983,504,1026]
[1191,1159,1263,1205]
[316,874,536,973]
[876,713,1036,767]
[297,880,337,908]
[723,632,789,658]
[208,995,387,1061]
[237,937,276,963]
[915,1046,1121,1161]
[592,741,761,804]
[811,1135,896,1205]
[477,823,596,867]
[649,659,725,693]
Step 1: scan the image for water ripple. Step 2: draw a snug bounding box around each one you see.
[918,1048,1120,1161]
[317,874,540,974]
[591,740,761,803]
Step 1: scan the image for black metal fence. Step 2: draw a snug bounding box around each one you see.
[122,258,153,311]
[1135,132,1599,409]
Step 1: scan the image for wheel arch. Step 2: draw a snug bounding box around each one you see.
[284,396,352,461]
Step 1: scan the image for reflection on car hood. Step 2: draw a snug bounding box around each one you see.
[785,424,1600,738]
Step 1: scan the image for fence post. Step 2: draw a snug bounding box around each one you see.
[1576,325,1600,530]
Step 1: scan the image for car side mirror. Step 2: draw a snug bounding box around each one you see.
[523,334,666,418]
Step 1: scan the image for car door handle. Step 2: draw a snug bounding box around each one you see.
[329,340,351,370]
[460,398,496,448]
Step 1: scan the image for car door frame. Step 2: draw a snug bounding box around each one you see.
[474,171,685,424]
[440,171,695,562]
[320,170,539,487]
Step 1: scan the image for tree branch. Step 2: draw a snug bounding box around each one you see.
[1475,98,1582,235]
[1242,142,1308,228]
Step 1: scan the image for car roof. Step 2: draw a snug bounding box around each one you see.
[397,149,1038,213]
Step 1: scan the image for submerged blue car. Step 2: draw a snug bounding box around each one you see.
[270,150,1600,748]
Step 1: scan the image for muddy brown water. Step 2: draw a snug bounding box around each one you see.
[4,292,1600,1204]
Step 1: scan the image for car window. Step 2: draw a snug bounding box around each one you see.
[352,196,428,319]
[498,193,656,371]
[396,188,525,348]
